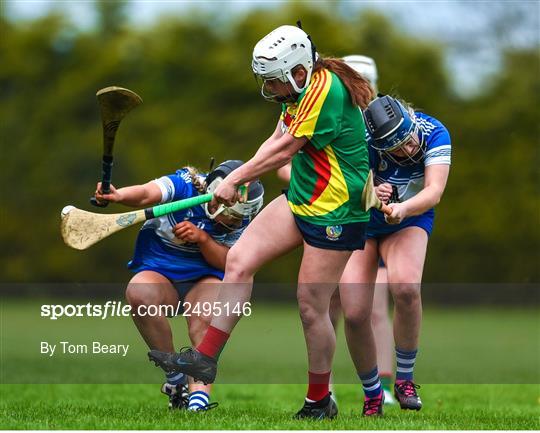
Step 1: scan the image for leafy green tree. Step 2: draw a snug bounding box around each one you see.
[1,3,537,296]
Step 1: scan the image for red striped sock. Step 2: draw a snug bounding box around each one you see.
[196,326,230,359]
[307,371,331,402]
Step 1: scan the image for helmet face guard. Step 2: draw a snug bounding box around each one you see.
[205,202,245,232]
[203,160,264,231]
[363,95,426,166]
[253,72,297,104]
[381,129,425,166]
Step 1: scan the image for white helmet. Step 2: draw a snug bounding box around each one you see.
[343,55,378,92]
[252,25,317,97]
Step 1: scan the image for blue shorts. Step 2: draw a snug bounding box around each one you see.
[127,271,218,315]
[293,215,367,251]
[367,209,434,239]
[129,263,220,298]
[128,229,225,282]
[172,279,201,300]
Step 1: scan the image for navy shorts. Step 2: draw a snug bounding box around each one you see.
[172,279,199,300]
[170,276,222,315]
[367,209,434,239]
[293,215,367,251]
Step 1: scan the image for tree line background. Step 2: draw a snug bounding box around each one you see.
[1,2,538,303]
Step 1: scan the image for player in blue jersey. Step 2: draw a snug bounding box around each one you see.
[94,160,264,412]
[325,55,396,407]
[345,95,451,413]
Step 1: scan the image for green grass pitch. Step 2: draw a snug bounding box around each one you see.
[1,301,538,429]
[1,384,538,429]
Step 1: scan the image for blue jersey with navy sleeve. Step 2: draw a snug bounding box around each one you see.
[367,112,451,237]
[127,168,245,282]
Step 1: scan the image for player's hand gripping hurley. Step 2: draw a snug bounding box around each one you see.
[361,170,393,216]
[90,87,142,207]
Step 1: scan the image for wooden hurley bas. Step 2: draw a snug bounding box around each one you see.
[61,193,213,250]
[361,170,393,216]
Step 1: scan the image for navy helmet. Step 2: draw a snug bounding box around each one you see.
[363,95,425,165]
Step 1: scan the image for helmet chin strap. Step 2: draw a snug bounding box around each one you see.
[285,66,312,95]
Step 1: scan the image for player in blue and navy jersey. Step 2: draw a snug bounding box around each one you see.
[94,160,264,412]
[366,108,450,238]
[344,95,451,413]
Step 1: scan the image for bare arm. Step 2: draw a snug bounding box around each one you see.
[403,164,450,215]
[198,236,229,271]
[272,120,293,182]
[94,181,162,207]
[277,162,292,183]
[228,132,306,186]
[253,119,285,158]
[213,119,305,206]
[386,164,450,224]
[172,221,229,270]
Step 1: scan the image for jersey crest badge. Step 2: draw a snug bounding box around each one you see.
[184,209,194,220]
[325,225,343,241]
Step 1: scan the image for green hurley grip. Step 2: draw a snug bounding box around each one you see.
[147,184,247,220]
[238,184,247,198]
[151,193,213,218]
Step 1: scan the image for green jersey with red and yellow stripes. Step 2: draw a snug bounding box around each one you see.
[281,68,370,225]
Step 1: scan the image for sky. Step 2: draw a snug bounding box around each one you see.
[4,1,539,95]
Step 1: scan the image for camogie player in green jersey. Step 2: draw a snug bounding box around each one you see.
[149,24,382,418]
[278,54,397,409]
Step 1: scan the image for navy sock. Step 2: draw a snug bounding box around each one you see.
[358,367,382,399]
[395,348,417,381]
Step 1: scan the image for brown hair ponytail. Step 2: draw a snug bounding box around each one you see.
[313,57,375,109]
[184,166,207,193]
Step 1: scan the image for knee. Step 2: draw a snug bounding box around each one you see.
[342,306,372,330]
[125,283,159,309]
[224,246,253,281]
[297,294,321,329]
[391,283,421,307]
